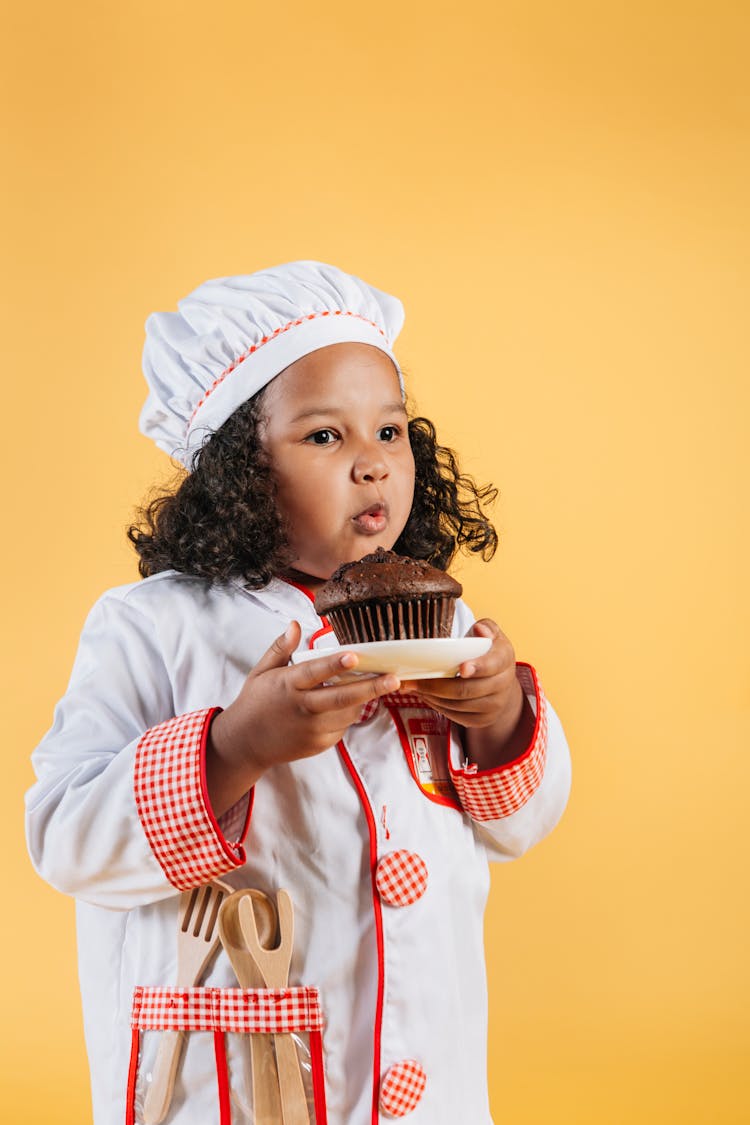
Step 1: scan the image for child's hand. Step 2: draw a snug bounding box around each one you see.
[403,619,536,770]
[206,621,400,815]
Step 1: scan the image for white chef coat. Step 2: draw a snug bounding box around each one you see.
[25,571,571,1125]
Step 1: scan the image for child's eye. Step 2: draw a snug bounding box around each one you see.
[305,429,339,445]
[377,425,401,442]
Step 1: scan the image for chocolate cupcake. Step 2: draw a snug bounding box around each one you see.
[314,548,462,643]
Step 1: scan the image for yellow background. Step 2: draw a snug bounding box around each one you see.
[2,1,748,1121]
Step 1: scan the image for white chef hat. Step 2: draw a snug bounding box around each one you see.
[140,260,405,467]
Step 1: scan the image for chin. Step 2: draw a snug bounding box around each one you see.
[301,539,400,581]
[348,540,394,565]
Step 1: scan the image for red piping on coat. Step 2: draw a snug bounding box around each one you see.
[213,1031,231,1125]
[310,1028,329,1123]
[125,1029,139,1125]
[281,576,318,603]
[337,740,384,1125]
[308,622,334,648]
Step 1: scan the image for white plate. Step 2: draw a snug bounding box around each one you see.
[291,637,491,679]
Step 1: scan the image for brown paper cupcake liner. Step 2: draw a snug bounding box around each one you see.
[327,596,456,643]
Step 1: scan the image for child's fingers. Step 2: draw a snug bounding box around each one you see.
[251,621,303,674]
[415,688,502,715]
[412,667,512,703]
[462,623,515,678]
[400,646,508,694]
[302,672,401,715]
[288,648,363,689]
[469,619,501,637]
[458,654,502,680]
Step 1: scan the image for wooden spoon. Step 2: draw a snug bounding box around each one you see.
[218,889,283,1124]
[142,879,232,1125]
[238,890,310,1125]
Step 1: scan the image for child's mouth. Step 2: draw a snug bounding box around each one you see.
[352,503,388,534]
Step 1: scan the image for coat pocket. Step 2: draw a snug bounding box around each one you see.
[386,703,463,811]
[128,985,327,1125]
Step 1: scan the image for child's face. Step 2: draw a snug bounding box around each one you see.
[260,342,416,588]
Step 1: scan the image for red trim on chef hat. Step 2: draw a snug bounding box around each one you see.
[140,260,405,468]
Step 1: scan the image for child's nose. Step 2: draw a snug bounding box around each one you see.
[352,446,389,483]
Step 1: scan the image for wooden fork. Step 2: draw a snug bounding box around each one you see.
[142,880,232,1125]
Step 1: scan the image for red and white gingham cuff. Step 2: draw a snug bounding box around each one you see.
[449,664,548,821]
[134,708,252,890]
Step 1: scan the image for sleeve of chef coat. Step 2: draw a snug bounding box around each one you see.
[25,587,252,909]
[447,600,572,860]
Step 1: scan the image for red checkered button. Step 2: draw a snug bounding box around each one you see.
[375,850,428,908]
[379,1059,427,1117]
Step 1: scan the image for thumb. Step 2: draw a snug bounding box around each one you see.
[466,617,500,639]
[252,620,302,675]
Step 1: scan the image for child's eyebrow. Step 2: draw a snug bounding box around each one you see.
[290,401,407,424]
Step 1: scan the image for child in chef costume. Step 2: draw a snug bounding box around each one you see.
[26,261,571,1125]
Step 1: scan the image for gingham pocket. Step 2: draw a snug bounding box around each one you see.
[128,986,327,1125]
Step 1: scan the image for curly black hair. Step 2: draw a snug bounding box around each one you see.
[128,387,498,586]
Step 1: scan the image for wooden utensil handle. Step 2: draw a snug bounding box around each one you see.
[274,1032,310,1125]
[249,1031,284,1124]
[142,1030,186,1125]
